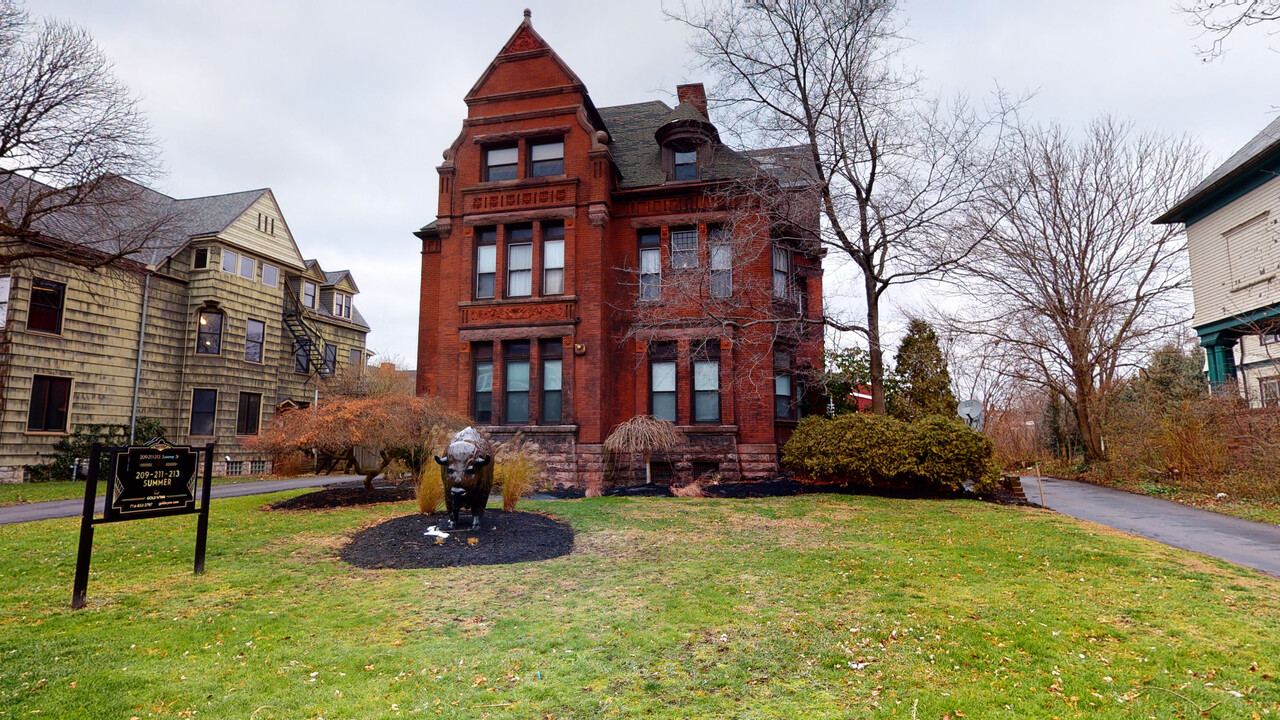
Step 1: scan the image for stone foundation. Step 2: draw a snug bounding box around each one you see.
[476,425,779,490]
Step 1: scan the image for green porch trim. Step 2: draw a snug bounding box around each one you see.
[1194,300,1280,341]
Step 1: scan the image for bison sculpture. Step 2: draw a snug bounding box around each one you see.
[433,426,494,530]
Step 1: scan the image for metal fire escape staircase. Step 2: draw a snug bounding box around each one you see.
[283,281,327,381]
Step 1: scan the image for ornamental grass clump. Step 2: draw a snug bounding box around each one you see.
[604,415,687,486]
[494,433,543,511]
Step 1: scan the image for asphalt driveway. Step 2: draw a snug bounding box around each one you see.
[0,475,363,525]
[1021,475,1280,578]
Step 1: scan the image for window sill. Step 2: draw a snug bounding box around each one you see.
[471,174,570,190]
[25,329,64,338]
[678,424,738,433]
[460,295,577,308]
[25,430,68,436]
[476,424,579,433]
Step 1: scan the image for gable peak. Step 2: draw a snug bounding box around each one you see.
[502,9,545,55]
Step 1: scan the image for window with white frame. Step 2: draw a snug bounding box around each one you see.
[639,230,661,301]
[709,227,732,298]
[507,225,533,297]
[475,228,497,299]
[671,227,698,268]
[772,245,792,299]
[245,318,265,363]
[543,222,565,295]
[1262,377,1280,408]
[692,340,721,423]
[221,249,238,273]
[261,263,278,288]
[239,255,255,280]
[302,281,317,308]
[0,276,9,326]
[333,292,352,319]
[1262,331,1280,346]
[649,341,677,422]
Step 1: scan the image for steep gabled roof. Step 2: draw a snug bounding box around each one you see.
[323,269,359,294]
[1156,115,1280,225]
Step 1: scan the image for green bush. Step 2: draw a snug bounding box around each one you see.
[904,415,998,493]
[782,413,997,493]
[782,413,912,486]
[25,418,167,483]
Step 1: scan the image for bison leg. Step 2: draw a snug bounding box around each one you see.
[445,486,467,531]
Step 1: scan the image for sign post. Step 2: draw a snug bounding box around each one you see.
[71,439,214,609]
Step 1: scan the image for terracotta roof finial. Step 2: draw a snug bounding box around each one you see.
[524,8,531,20]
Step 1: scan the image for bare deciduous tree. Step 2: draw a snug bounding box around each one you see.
[944,117,1205,463]
[670,0,1019,414]
[0,1,167,269]
[1180,0,1280,56]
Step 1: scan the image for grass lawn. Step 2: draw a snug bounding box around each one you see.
[1,493,1278,718]
[0,476,326,508]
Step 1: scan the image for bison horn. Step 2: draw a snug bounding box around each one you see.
[433,455,448,465]
[474,455,491,468]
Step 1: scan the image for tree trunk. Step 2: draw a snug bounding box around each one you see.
[865,273,887,415]
[1072,377,1105,463]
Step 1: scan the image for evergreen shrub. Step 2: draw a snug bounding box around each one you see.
[782,413,997,492]
[782,413,912,486]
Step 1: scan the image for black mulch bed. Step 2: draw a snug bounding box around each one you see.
[340,510,574,569]
[541,478,1027,504]
[267,482,416,511]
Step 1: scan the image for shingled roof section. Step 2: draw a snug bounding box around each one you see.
[172,189,268,238]
[1156,115,1280,224]
[598,101,756,189]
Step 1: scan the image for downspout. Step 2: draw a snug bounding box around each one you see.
[129,267,155,444]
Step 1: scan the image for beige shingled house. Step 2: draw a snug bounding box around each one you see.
[0,182,369,481]
[1156,115,1280,407]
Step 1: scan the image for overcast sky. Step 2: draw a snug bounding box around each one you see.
[24,0,1280,365]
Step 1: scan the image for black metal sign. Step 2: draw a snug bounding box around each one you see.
[111,441,198,516]
[72,439,214,609]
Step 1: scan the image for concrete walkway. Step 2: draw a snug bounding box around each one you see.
[1020,475,1280,578]
[0,475,364,526]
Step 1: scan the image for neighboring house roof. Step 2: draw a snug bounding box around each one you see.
[1155,115,1280,225]
[597,100,757,189]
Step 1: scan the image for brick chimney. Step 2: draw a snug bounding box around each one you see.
[676,83,708,119]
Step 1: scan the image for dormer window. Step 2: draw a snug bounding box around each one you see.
[485,146,518,181]
[674,150,698,181]
[302,281,317,309]
[333,292,352,319]
[530,140,564,177]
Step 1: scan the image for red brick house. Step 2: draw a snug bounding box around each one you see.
[414,11,823,487]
